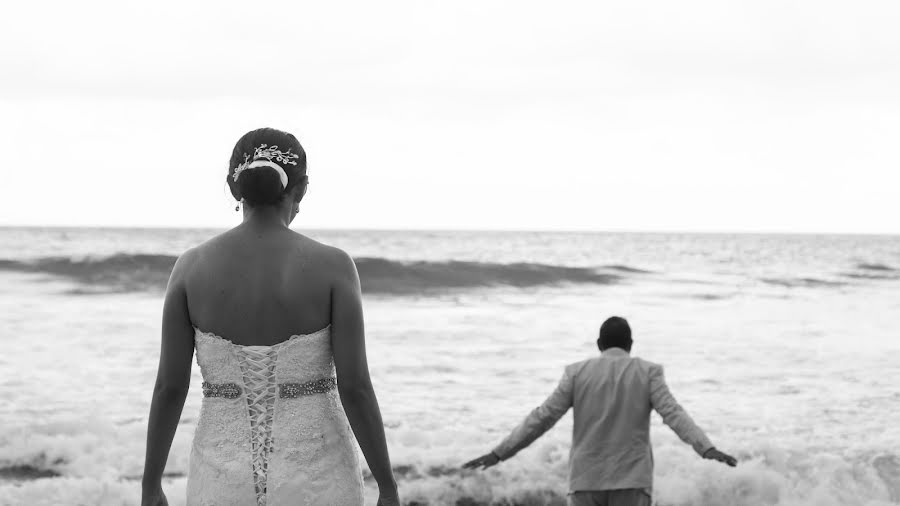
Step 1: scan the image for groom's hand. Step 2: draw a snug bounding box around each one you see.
[702,447,738,467]
[463,452,501,470]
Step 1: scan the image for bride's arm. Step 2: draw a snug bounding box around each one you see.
[142,250,197,499]
[330,249,398,499]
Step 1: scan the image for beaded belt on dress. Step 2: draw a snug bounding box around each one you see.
[202,378,337,399]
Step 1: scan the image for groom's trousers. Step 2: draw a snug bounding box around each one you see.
[568,489,652,506]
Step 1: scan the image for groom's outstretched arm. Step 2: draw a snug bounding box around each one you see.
[491,368,575,460]
[649,363,714,455]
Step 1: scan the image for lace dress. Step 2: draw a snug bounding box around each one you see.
[186,325,365,506]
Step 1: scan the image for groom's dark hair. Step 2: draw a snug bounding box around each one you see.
[597,316,632,352]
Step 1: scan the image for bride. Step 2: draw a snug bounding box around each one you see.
[141,128,399,506]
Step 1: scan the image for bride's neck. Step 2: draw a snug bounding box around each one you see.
[241,204,292,229]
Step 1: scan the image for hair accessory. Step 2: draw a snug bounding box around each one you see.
[232,144,300,189]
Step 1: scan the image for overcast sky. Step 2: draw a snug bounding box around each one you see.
[1,0,898,233]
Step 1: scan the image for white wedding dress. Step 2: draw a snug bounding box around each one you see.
[186,325,365,506]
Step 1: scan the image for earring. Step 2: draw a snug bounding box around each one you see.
[235,200,242,212]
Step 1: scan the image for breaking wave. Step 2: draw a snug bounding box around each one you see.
[0,254,628,295]
[759,276,848,288]
[355,257,623,294]
[856,262,896,272]
[0,254,176,293]
[843,262,900,280]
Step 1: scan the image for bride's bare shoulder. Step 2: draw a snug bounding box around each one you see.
[191,228,238,251]
[293,234,357,275]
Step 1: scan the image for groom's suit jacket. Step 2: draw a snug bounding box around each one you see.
[492,347,714,495]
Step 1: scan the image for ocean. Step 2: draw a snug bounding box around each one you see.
[0,226,898,506]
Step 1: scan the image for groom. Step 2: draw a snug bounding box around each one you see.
[464,316,737,506]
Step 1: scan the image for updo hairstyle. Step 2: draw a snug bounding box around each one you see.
[227,127,308,206]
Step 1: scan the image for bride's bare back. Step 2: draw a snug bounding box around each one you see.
[185,225,344,346]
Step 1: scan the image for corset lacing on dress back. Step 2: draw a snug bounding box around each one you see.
[236,344,279,505]
[187,324,364,506]
[193,328,329,506]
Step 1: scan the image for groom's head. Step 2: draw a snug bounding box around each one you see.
[597,316,632,352]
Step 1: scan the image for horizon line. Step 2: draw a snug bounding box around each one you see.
[0,223,898,237]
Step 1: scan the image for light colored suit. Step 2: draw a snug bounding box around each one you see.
[492,347,714,498]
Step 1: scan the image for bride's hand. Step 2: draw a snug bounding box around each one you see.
[141,485,168,506]
[376,486,400,506]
